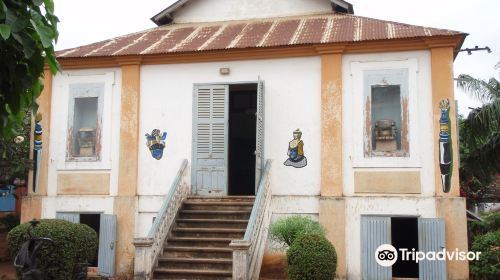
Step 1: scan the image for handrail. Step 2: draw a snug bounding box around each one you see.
[230,159,273,280]
[133,159,189,280]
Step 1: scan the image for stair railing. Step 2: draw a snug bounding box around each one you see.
[133,159,189,280]
[230,159,273,280]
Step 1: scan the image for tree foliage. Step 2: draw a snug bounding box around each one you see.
[457,65,500,203]
[0,109,32,186]
[0,0,59,136]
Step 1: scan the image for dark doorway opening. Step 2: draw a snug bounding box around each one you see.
[391,217,419,278]
[228,84,257,196]
[80,213,100,267]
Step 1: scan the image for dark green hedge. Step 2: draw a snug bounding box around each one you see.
[7,219,98,280]
[287,234,337,280]
[470,230,500,280]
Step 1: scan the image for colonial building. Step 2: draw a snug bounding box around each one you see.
[22,0,469,279]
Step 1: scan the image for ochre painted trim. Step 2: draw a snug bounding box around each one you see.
[319,198,346,278]
[113,196,137,275]
[20,196,43,223]
[57,36,464,70]
[321,53,343,197]
[436,197,469,279]
[57,173,110,195]
[28,69,52,197]
[118,63,140,196]
[430,47,460,197]
[114,62,141,276]
[354,171,421,194]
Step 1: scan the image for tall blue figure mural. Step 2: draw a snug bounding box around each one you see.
[33,113,42,192]
[439,99,453,193]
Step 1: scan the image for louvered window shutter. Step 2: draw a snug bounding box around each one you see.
[361,216,392,280]
[418,218,446,280]
[193,85,229,195]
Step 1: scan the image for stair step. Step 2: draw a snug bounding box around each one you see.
[153,268,232,280]
[172,227,245,238]
[164,246,232,258]
[176,218,249,229]
[158,257,232,270]
[187,195,255,201]
[183,201,254,211]
[167,236,233,247]
[180,209,251,219]
[159,257,232,264]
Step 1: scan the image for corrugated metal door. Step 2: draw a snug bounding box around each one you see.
[55,212,80,223]
[418,218,446,280]
[254,80,265,190]
[361,216,391,280]
[193,85,229,195]
[98,214,117,277]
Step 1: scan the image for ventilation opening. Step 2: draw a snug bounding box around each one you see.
[228,84,257,196]
[80,213,100,267]
[392,217,419,278]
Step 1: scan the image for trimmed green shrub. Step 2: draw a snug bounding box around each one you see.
[269,215,325,246]
[470,230,500,280]
[7,219,98,280]
[287,234,337,280]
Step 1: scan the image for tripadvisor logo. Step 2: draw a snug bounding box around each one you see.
[375,244,481,266]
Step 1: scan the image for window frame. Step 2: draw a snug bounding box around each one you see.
[66,82,104,162]
[55,72,115,171]
[350,59,420,168]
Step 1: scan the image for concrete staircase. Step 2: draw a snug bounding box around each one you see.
[152,196,255,280]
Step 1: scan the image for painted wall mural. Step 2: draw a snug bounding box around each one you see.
[33,113,42,192]
[284,129,307,168]
[145,129,167,160]
[439,99,453,193]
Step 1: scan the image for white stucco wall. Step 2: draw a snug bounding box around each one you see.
[172,0,332,23]
[345,196,437,278]
[136,56,321,235]
[342,51,435,196]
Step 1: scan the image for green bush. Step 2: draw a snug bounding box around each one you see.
[287,234,337,280]
[470,212,500,239]
[7,219,98,280]
[470,230,500,280]
[269,216,325,246]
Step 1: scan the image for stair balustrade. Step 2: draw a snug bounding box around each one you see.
[230,160,273,280]
[133,159,189,280]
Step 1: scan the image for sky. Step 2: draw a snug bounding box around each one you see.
[53,0,500,115]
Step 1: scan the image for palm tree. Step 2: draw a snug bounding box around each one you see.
[456,64,500,203]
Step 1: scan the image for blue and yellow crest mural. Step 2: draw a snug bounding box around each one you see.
[284,129,307,168]
[145,129,167,160]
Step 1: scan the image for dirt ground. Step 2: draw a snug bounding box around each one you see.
[0,261,16,280]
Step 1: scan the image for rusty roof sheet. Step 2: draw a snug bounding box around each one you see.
[56,14,464,58]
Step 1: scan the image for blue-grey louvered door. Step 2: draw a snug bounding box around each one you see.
[193,85,229,196]
[418,218,446,280]
[361,216,392,280]
[254,80,264,190]
[98,214,117,277]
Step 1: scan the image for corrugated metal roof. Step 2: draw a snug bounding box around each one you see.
[56,13,464,58]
